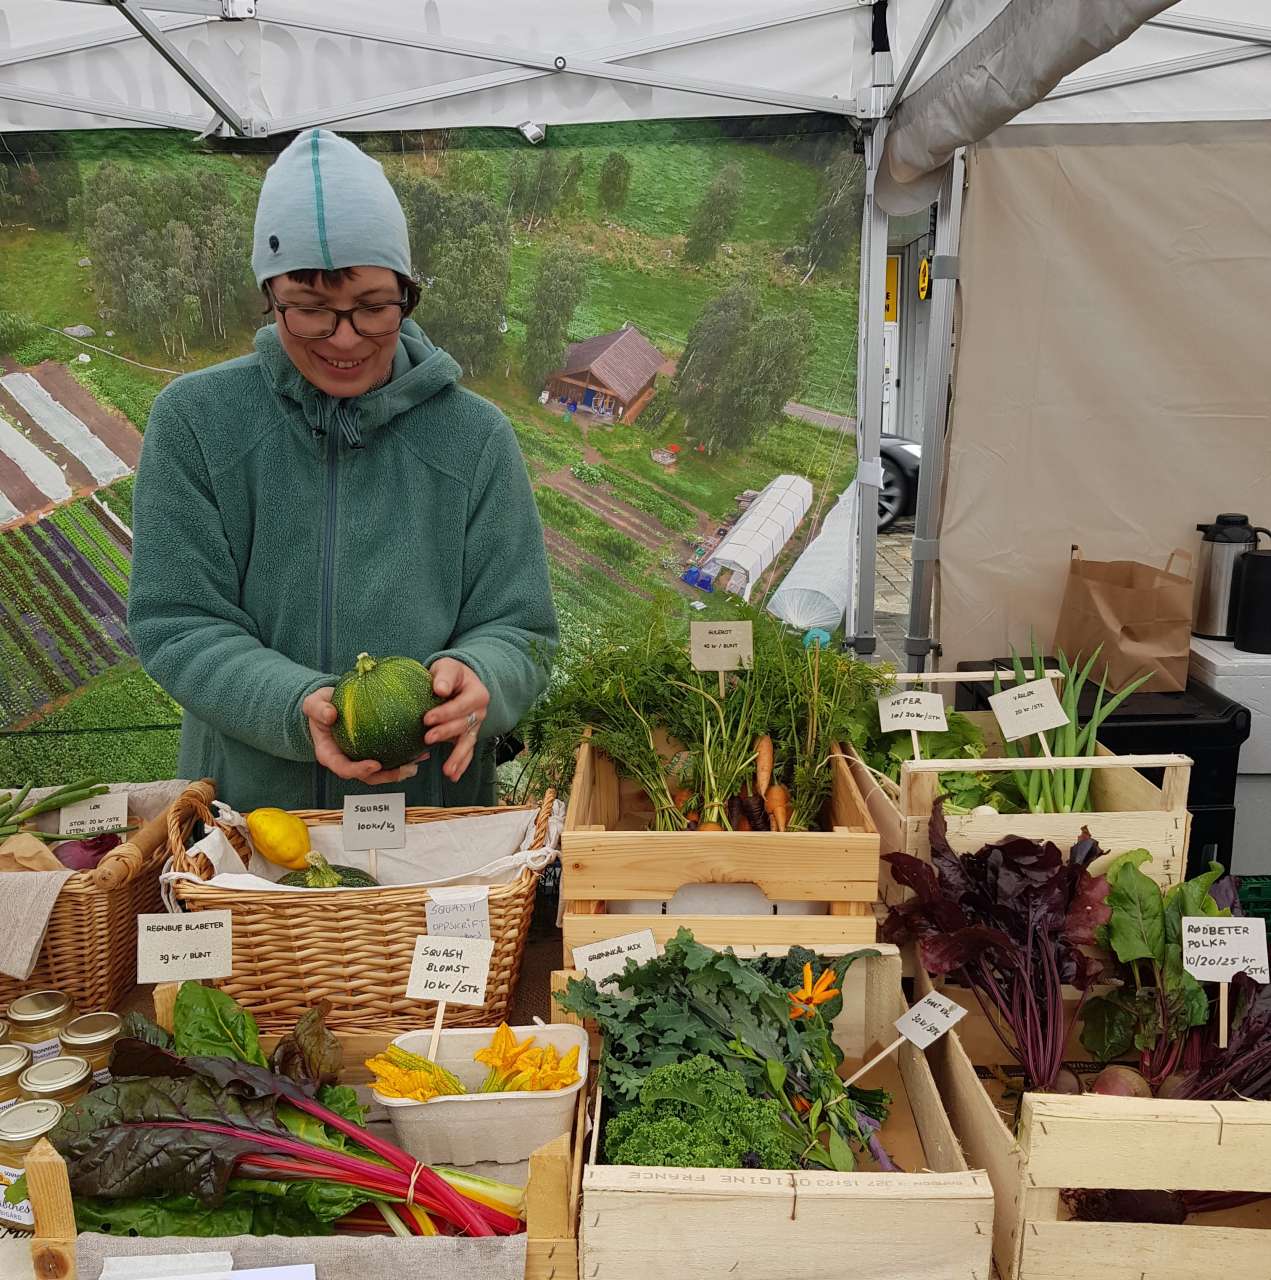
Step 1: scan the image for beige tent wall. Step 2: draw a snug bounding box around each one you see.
[936,120,1271,669]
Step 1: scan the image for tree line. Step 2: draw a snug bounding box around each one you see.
[2,134,846,448]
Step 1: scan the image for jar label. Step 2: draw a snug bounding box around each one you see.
[30,1036,61,1065]
[0,1162,33,1229]
[0,1098,18,1117]
[92,1068,111,1086]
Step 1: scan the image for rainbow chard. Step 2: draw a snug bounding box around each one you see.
[11,985,524,1240]
[882,803,1111,1092]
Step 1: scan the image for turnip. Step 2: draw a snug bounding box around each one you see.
[1090,1065,1151,1098]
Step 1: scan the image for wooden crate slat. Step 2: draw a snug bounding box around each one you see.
[562,913,879,953]
[1019,1094,1271,1193]
[560,832,879,902]
[1018,1221,1271,1280]
[581,1171,993,1280]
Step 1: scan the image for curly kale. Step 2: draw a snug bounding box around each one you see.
[604,1056,790,1169]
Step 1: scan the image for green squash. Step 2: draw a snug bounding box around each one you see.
[279,850,379,889]
[330,652,437,768]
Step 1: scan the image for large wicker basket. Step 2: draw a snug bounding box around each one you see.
[167,791,555,1034]
[0,779,216,1013]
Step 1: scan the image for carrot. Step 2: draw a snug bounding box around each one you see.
[754,735,774,798]
[685,811,700,831]
[697,821,724,832]
[764,783,790,833]
[671,787,693,812]
[736,812,752,832]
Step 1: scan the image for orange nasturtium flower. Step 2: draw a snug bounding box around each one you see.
[788,962,839,1020]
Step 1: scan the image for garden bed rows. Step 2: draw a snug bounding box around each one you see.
[0,493,133,726]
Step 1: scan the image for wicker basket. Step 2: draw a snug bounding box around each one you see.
[167,791,555,1034]
[0,779,216,1013]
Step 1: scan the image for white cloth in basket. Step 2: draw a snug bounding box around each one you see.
[161,802,563,911]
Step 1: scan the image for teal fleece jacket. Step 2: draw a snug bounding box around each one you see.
[128,321,557,811]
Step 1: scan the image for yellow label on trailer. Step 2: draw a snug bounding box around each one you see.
[918,256,931,300]
[884,254,900,321]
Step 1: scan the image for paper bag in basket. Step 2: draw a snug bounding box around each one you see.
[1053,547,1194,693]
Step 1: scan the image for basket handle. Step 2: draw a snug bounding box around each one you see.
[529,789,557,850]
[84,780,216,891]
[165,779,247,881]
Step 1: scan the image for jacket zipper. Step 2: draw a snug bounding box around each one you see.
[315,433,340,809]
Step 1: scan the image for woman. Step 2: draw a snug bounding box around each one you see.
[128,129,557,811]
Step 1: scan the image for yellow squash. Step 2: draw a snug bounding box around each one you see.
[246,807,311,871]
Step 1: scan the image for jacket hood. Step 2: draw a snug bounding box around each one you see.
[255,319,461,446]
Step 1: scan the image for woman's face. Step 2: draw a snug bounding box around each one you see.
[269,266,403,399]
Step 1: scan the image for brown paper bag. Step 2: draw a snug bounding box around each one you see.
[1053,547,1194,693]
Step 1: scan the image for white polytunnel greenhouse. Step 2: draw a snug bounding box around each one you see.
[767,482,859,633]
[698,474,812,603]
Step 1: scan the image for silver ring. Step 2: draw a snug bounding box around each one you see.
[465,711,478,732]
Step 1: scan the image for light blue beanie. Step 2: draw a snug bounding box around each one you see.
[251,129,411,286]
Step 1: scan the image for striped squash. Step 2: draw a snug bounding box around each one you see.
[330,652,437,768]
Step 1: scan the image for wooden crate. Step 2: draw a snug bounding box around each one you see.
[841,711,1192,902]
[27,987,583,1280]
[553,946,994,1280]
[920,971,1271,1280]
[562,735,881,954]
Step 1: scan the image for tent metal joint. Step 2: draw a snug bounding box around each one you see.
[105,0,250,135]
[911,537,940,562]
[903,635,939,658]
[221,0,256,18]
[931,254,959,280]
[846,635,878,656]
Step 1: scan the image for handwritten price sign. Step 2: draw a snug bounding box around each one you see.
[988,678,1068,743]
[406,935,494,1006]
[877,690,948,734]
[1183,917,1269,983]
[137,911,233,983]
[895,991,967,1050]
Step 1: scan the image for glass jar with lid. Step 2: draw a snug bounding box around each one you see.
[0,1044,32,1117]
[19,1055,90,1107]
[6,991,74,1064]
[59,1011,122,1086]
[0,1019,8,1045]
[0,1099,65,1234]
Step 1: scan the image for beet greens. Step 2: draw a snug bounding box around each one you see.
[882,803,1110,1091]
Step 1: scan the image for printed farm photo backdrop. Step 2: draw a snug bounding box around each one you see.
[0,119,863,785]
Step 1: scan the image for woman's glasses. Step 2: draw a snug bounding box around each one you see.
[269,289,411,339]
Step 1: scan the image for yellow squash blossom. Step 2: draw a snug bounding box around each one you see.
[474,1026,582,1092]
[364,1045,465,1102]
[788,962,840,1020]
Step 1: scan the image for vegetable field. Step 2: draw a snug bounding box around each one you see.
[0,494,134,727]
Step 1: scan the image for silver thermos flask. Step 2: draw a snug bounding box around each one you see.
[1194,513,1271,640]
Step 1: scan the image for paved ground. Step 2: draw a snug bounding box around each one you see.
[874,517,914,669]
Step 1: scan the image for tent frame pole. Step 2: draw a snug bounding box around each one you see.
[849,115,890,659]
[904,148,965,673]
[103,0,252,134]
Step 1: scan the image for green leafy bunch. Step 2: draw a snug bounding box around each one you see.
[1081,852,1229,1084]
[604,1056,789,1169]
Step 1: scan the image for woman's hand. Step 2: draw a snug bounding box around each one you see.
[303,687,427,785]
[425,658,491,783]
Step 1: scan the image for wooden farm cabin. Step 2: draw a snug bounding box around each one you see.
[545,325,670,423]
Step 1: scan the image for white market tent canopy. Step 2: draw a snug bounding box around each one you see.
[768,482,859,632]
[700,474,812,603]
[2,1,1266,661]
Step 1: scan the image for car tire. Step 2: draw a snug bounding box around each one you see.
[878,456,909,532]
